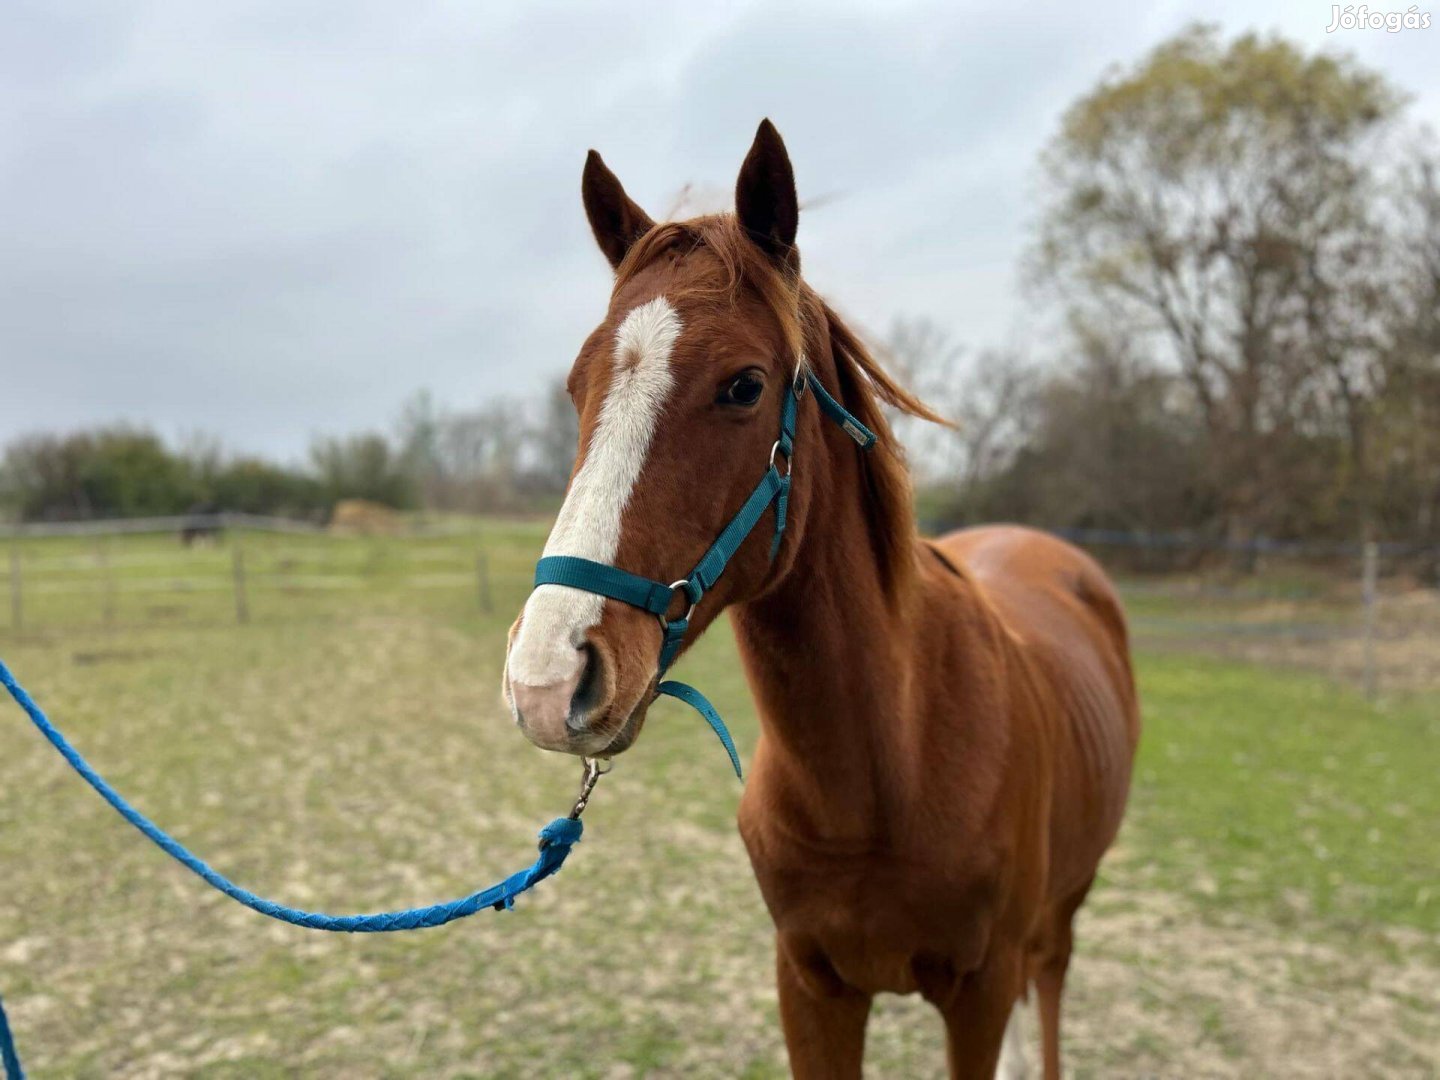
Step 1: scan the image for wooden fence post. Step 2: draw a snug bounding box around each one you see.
[476,550,493,614]
[233,545,250,625]
[97,537,116,627]
[8,546,21,634]
[1361,540,1378,701]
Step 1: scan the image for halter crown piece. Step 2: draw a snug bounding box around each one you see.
[531,367,877,778]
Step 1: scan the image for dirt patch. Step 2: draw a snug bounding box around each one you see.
[71,648,158,666]
[862,884,1440,1079]
[1059,889,1439,1079]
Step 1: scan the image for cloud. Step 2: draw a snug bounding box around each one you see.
[2,0,1436,457]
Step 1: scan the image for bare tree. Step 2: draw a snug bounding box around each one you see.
[529,378,579,494]
[884,316,1033,491]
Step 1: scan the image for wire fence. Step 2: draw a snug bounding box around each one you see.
[1051,526,1440,561]
[1057,530,1439,699]
[0,515,516,638]
[1,516,1436,698]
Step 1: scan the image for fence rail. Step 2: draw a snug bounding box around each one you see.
[0,513,329,539]
[2,519,1435,698]
[0,525,499,637]
[0,512,504,539]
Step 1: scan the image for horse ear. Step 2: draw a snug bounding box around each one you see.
[582,150,655,270]
[735,119,799,262]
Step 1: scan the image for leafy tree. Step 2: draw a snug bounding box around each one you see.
[0,428,198,520]
[209,458,325,518]
[81,429,200,516]
[1034,25,1404,560]
[309,432,417,510]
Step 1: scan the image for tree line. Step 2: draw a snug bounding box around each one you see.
[0,387,577,523]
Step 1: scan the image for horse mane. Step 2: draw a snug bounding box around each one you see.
[815,296,947,601]
[616,214,947,604]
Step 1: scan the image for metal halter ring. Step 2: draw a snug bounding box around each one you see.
[768,440,791,476]
[662,578,699,625]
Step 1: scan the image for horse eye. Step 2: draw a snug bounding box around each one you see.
[719,372,765,407]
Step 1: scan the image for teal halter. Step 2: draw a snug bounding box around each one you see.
[531,368,876,778]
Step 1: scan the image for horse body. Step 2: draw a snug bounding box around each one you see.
[733,446,1139,1079]
[506,119,1140,1077]
[940,527,1141,890]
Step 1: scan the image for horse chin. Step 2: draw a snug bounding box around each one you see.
[592,695,651,756]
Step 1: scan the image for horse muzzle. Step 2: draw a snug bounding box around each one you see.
[503,628,652,757]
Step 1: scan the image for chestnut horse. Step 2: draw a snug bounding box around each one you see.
[504,120,1140,1079]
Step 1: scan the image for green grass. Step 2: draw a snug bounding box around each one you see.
[1115,575,1368,637]
[0,521,548,631]
[1123,656,1439,945]
[0,523,1436,1076]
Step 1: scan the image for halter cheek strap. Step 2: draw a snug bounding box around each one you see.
[531,369,876,778]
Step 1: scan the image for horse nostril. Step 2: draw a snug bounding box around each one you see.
[508,636,614,748]
[567,643,604,729]
[508,643,587,746]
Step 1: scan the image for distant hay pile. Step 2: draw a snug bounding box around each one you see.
[329,499,402,535]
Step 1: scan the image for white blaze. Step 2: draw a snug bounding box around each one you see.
[506,297,681,688]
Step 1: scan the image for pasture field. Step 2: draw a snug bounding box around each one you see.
[1,523,1437,1077]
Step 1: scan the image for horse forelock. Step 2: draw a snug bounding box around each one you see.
[615,216,806,373]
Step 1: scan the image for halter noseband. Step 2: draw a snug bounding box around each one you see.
[530,368,876,777]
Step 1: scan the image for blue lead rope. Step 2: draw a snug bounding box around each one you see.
[0,1001,18,1080]
[0,658,583,929]
[0,656,585,1079]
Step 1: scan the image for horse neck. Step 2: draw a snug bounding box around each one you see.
[729,422,923,836]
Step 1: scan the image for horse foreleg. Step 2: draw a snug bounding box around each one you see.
[775,938,872,1080]
[1035,877,1089,1079]
[1034,959,1066,1080]
[938,949,1027,1080]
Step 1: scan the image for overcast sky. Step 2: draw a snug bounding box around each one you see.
[2,1,1436,461]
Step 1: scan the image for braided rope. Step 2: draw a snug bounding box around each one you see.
[0,999,19,1080]
[0,656,584,1078]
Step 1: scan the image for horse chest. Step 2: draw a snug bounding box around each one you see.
[744,844,998,996]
